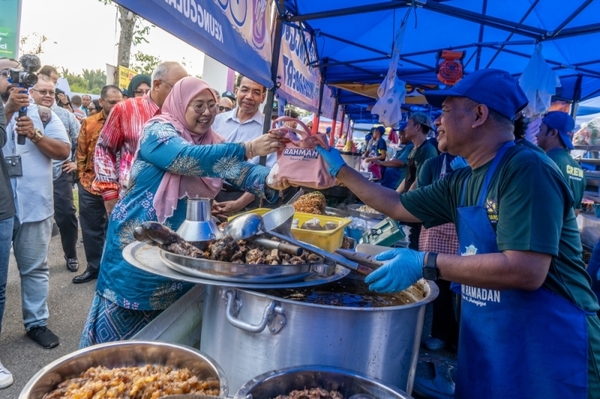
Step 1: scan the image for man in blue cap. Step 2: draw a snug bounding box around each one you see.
[377,122,413,190]
[316,68,600,398]
[537,111,586,214]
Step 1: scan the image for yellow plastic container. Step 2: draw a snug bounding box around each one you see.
[292,212,351,252]
[229,209,351,252]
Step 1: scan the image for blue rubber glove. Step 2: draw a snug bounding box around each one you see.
[450,156,469,170]
[315,145,346,177]
[364,248,426,293]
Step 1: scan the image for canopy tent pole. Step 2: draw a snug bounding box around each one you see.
[339,107,346,139]
[474,0,488,70]
[485,0,540,68]
[327,57,385,78]
[260,0,286,166]
[314,57,327,134]
[570,74,583,119]
[548,0,593,38]
[314,56,389,68]
[551,22,600,40]
[486,45,600,78]
[288,2,410,22]
[420,1,544,38]
[330,96,339,146]
[317,31,388,56]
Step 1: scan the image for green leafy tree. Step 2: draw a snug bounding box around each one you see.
[131,51,161,75]
[19,33,49,56]
[81,69,107,92]
[60,68,103,95]
[61,68,89,93]
[99,0,153,67]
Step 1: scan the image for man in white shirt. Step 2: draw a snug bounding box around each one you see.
[0,58,71,350]
[212,75,274,216]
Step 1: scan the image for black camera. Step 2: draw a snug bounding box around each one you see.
[7,55,42,145]
[7,68,38,88]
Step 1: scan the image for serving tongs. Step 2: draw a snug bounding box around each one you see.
[224,207,375,276]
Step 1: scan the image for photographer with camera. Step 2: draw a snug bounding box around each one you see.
[0,57,70,350]
[0,73,16,390]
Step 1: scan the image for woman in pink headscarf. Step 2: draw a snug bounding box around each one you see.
[79,77,285,347]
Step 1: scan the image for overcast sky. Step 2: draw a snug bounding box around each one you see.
[19,0,206,76]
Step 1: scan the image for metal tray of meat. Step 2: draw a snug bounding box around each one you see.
[123,242,349,289]
[346,204,386,220]
[159,249,323,283]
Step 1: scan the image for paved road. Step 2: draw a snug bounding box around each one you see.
[1,223,96,398]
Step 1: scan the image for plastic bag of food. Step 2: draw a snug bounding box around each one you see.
[301,218,323,230]
[269,116,335,189]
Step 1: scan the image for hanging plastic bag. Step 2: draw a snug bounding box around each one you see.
[371,11,410,127]
[268,116,336,189]
[519,44,561,117]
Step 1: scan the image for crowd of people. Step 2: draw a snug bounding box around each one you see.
[0,58,289,389]
[1,57,599,398]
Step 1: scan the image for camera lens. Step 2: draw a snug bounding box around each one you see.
[19,71,38,87]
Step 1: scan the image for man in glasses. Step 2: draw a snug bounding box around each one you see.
[92,61,187,215]
[73,85,122,284]
[217,96,234,114]
[30,74,81,274]
[211,75,271,218]
[0,57,70,351]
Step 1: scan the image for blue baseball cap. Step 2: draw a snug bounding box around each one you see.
[543,111,575,149]
[397,122,408,131]
[375,126,386,135]
[424,68,528,121]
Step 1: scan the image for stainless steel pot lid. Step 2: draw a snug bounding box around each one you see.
[123,242,349,289]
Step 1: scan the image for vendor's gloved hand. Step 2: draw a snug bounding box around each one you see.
[364,248,425,293]
[315,145,346,177]
[450,156,469,170]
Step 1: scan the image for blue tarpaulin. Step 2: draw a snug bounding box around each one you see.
[114,0,600,121]
[283,0,600,118]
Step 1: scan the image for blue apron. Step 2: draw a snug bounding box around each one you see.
[455,142,589,398]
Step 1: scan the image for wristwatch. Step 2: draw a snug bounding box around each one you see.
[30,128,44,143]
[422,252,439,281]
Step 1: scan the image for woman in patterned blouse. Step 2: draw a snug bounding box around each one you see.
[79,77,285,347]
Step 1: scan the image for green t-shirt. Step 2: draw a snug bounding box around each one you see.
[401,139,438,192]
[515,138,545,153]
[547,148,586,210]
[417,153,454,188]
[400,144,600,391]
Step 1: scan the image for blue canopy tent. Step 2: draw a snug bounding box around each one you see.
[281,0,600,120]
[112,0,600,124]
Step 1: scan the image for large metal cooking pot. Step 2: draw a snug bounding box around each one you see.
[200,278,437,395]
[234,365,412,399]
[20,340,228,399]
